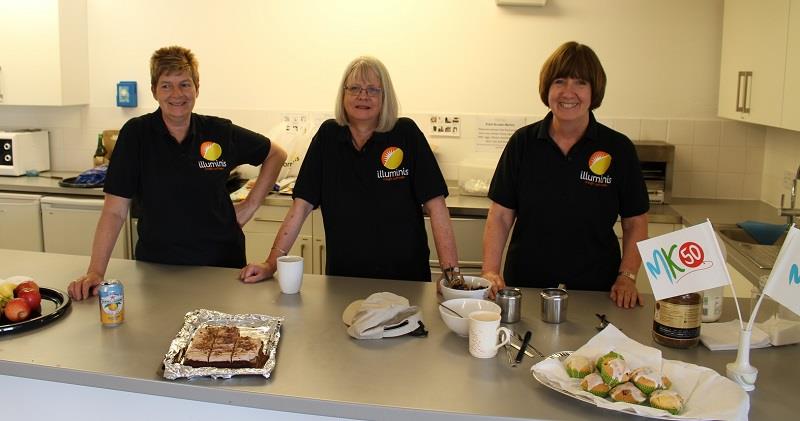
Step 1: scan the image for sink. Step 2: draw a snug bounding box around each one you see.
[717,227,782,269]
[718,228,761,244]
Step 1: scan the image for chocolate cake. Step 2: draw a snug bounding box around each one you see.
[183,325,267,369]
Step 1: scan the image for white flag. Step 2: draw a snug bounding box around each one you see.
[762,225,800,317]
[637,220,730,300]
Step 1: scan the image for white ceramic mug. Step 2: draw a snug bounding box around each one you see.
[276,255,304,294]
[468,310,512,358]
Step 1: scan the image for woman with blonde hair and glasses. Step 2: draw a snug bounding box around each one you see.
[240,56,460,284]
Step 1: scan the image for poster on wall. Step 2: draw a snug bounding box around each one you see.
[475,116,525,152]
[427,115,461,137]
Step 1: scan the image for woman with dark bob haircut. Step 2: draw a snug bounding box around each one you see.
[482,41,649,308]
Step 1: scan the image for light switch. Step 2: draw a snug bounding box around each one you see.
[116,81,138,107]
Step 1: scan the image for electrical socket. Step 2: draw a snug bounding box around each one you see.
[784,170,796,190]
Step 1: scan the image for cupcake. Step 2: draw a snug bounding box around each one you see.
[661,375,672,390]
[595,351,624,371]
[580,373,610,397]
[649,389,684,415]
[609,382,648,405]
[630,367,662,394]
[599,356,630,387]
[565,355,593,378]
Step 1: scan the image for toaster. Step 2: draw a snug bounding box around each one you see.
[0,130,50,176]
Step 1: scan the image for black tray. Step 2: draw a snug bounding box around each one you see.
[0,287,71,335]
[58,176,103,189]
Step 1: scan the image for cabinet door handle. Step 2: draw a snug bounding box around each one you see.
[0,65,4,103]
[743,71,752,114]
[736,71,745,112]
[300,242,305,256]
[318,243,325,274]
[253,217,275,222]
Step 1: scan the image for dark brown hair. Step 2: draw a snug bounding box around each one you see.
[150,46,199,90]
[539,41,606,110]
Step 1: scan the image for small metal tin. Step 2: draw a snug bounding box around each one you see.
[540,288,568,324]
[99,279,124,327]
[496,288,522,323]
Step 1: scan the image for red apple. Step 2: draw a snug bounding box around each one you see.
[4,298,31,322]
[14,280,39,295]
[15,286,41,313]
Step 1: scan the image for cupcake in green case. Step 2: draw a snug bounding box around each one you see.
[564,355,593,378]
[649,389,684,415]
[595,351,624,371]
[630,367,662,394]
[580,373,610,397]
[609,382,648,405]
[599,356,630,387]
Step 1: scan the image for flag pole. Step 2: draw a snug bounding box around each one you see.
[708,219,744,330]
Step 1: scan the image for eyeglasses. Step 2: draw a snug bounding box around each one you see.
[344,85,382,97]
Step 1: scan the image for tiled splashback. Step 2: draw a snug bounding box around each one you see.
[600,118,766,200]
[0,107,767,201]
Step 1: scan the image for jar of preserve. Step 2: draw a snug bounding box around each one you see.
[652,293,702,348]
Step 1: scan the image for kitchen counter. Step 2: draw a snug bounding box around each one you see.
[1,249,797,420]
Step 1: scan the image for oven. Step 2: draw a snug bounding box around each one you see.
[633,141,674,204]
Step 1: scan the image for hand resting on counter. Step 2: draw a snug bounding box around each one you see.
[68,272,104,301]
[609,276,643,309]
[239,261,276,283]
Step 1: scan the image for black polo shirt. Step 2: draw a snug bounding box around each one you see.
[489,112,649,291]
[104,108,271,268]
[293,118,447,281]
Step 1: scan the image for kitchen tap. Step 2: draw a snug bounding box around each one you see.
[780,164,800,226]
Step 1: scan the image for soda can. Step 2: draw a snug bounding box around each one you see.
[99,279,124,327]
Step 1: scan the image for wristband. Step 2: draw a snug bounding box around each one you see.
[618,271,637,281]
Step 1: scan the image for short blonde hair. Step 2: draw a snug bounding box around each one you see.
[150,46,199,91]
[334,56,399,133]
[539,41,606,110]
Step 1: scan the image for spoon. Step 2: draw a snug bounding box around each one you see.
[439,303,465,318]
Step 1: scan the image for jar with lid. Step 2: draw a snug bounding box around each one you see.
[701,286,724,323]
[652,292,702,348]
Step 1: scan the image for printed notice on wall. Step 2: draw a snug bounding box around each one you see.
[475,116,525,152]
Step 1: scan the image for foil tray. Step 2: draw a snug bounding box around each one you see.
[163,309,283,380]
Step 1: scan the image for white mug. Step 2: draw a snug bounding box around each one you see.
[276,255,304,294]
[468,311,512,358]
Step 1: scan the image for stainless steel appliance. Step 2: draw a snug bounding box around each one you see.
[633,141,674,204]
[0,130,50,176]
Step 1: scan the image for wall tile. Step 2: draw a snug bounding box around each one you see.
[746,125,766,148]
[692,146,719,172]
[667,120,694,145]
[716,173,744,199]
[672,171,692,197]
[673,144,693,172]
[721,120,748,147]
[717,147,746,173]
[691,172,717,198]
[640,119,668,141]
[614,119,641,140]
[693,120,721,146]
[745,147,764,175]
[742,172,762,199]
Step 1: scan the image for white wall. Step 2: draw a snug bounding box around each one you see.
[83,0,723,117]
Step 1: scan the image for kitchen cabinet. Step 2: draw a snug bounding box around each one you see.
[40,196,128,259]
[242,206,314,273]
[782,2,800,131]
[0,0,88,106]
[717,0,790,126]
[0,192,43,251]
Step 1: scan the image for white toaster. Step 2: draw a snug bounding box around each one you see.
[0,130,50,176]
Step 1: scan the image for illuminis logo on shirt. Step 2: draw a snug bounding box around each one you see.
[377,146,409,181]
[580,150,613,186]
[198,141,227,170]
